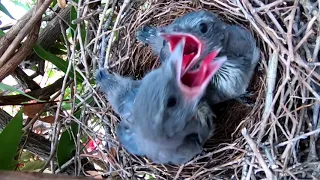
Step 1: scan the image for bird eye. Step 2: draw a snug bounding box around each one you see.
[199,22,208,34]
[167,96,177,108]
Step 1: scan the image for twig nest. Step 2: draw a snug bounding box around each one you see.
[99,0,320,179]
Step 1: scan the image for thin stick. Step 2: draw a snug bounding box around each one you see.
[258,50,279,142]
[294,29,314,52]
[104,0,131,68]
[92,0,111,71]
[173,165,184,180]
[242,128,274,179]
[77,0,90,78]
[312,35,320,62]
[245,155,255,180]
[0,0,53,67]
[252,0,286,36]
[276,128,320,147]
[286,0,298,79]
[254,0,284,13]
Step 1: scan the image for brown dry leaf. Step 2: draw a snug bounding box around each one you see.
[85,171,103,179]
[57,0,67,8]
[80,153,108,162]
[39,116,55,124]
[23,103,45,118]
[109,147,117,158]
[106,148,117,165]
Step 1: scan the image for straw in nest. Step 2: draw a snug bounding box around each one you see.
[92,0,320,179]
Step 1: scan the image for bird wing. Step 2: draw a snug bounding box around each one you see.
[95,69,140,119]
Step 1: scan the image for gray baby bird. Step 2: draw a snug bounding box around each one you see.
[136,10,260,106]
[96,38,226,164]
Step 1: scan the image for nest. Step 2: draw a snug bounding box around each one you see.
[91,0,320,179]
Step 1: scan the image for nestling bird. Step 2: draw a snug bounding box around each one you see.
[95,70,140,121]
[96,38,226,164]
[95,69,142,155]
[136,10,260,106]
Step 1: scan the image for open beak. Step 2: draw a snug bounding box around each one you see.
[160,32,202,75]
[167,34,227,101]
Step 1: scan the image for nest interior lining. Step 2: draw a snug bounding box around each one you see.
[94,0,320,179]
[111,1,266,145]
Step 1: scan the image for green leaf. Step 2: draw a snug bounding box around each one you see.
[49,46,67,55]
[33,44,84,83]
[57,123,78,166]
[70,6,77,38]
[61,102,71,110]
[71,24,87,51]
[49,39,67,55]
[0,83,44,102]
[66,28,72,41]
[0,109,23,170]
[53,42,67,51]
[11,1,30,11]
[19,151,34,162]
[0,29,5,37]
[57,109,83,166]
[0,3,15,19]
[20,160,45,171]
[26,3,31,9]
[51,0,58,8]
[145,174,156,179]
[47,69,54,78]
[113,30,119,42]
[80,24,86,45]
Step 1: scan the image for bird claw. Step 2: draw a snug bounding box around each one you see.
[95,69,108,82]
[235,91,256,107]
[245,91,254,96]
[199,151,206,156]
[196,102,216,143]
[257,63,264,72]
[136,25,156,45]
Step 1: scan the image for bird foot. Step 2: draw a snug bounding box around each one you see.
[257,63,264,72]
[135,25,156,45]
[199,151,206,156]
[235,92,256,107]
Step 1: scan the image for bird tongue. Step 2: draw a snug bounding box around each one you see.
[163,33,227,100]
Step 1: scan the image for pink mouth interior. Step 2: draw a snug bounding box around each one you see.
[162,34,200,74]
[181,51,220,87]
[163,34,220,88]
[160,33,225,100]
